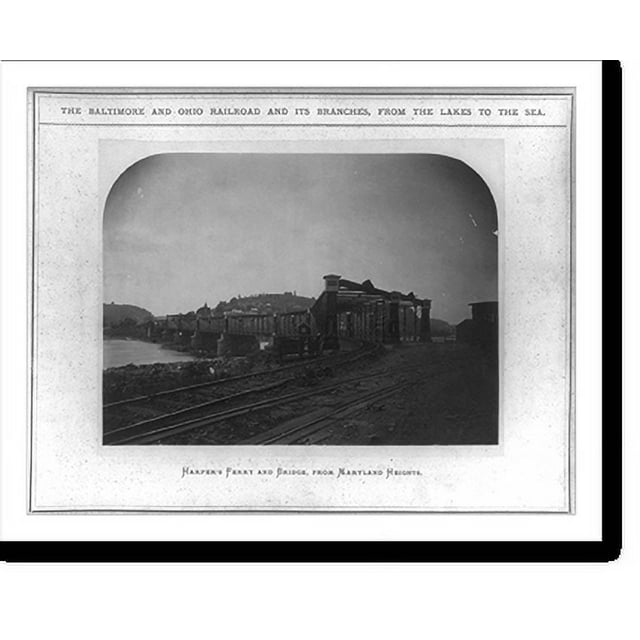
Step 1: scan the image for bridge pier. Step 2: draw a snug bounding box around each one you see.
[386,291,401,344]
[419,299,432,342]
[322,274,341,350]
[345,312,353,338]
[217,333,260,357]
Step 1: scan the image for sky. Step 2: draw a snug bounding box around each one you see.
[103,153,498,324]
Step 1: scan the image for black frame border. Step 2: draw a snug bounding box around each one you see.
[1,61,621,562]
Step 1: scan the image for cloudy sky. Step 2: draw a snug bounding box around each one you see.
[104,153,498,323]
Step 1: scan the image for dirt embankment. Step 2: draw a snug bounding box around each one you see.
[103,356,262,403]
[321,344,499,446]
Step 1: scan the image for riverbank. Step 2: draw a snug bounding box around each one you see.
[103,356,260,404]
[103,337,203,369]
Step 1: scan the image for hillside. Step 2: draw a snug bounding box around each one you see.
[213,292,316,315]
[103,302,154,327]
[430,318,454,337]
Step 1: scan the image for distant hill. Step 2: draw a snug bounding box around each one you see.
[103,302,154,327]
[431,318,454,337]
[213,292,316,315]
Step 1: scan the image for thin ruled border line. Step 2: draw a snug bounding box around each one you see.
[33,89,575,97]
[38,122,568,128]
[28,89,573,515]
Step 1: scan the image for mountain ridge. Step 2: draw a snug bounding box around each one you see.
[103,302,154,326]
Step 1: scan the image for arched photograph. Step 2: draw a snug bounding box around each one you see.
[103,153,499,446]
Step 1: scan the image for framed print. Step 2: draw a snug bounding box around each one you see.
[0,61,620,561]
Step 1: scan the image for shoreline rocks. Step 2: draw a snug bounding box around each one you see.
[103,355,260,403]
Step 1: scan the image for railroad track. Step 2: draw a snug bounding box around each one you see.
[242,363,471,446]
[105,367,404,445]
[103,340,379,410]
[105,359,467,446]
[242,379,417,445]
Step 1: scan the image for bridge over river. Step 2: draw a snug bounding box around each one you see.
[147,274,432,358]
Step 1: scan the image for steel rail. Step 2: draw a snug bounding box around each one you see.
[107,360,462,446]
[247,380,414,445]
[103,377,295,442]
[106,366,403,445]
[103,341,377,409]
[256,365,469,445]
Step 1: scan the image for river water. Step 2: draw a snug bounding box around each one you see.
[104,339,197,369]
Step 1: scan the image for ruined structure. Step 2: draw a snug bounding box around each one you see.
[456,301,498,347]
[177,275,433,357]
[310,274,431,348]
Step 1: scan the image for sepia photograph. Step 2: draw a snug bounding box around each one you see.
[0,47,623,640]
[23,83,578,513]
[102,153,499,446]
